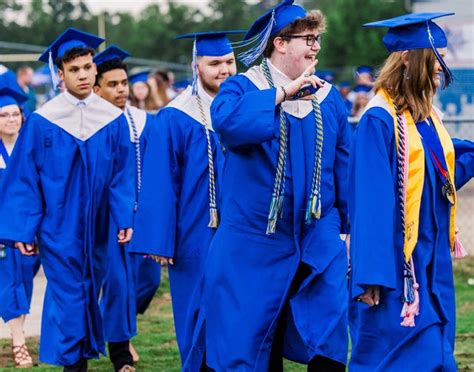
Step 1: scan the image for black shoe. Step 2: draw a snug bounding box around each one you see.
[63,358,88,372]
[109,341,134,372]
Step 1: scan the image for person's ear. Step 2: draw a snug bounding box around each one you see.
[401,50,410,68]
[273,37,288,54]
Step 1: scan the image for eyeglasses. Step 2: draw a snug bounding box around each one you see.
[281,34,322,47]
[0,112,21,120]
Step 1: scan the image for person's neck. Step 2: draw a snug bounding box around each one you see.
[268,55,299,81]
[201,85,216,98]
[66,88,92,101]
[1,133,18,148]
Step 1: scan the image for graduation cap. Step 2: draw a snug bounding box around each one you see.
[94,45,130,67]
[353,84,373,94]
[364,12,454,88]
[238,0,307,66]
[339,81,351,89]
[317,69,335,82]
[355,65,373,75]
[176,30,245,96]
[129,71,150,85]
[38,28,104,91]
[0,76,28,109]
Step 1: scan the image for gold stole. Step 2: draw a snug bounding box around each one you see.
[380,89,457,261]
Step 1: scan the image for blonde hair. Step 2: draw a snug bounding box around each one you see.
[374,49,437,122]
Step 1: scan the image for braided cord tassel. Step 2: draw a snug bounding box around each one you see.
[126,107,142,212]
[261,59,288,235]
[305,98,324,224]
[393,106,420,327]
[196,95,219,228]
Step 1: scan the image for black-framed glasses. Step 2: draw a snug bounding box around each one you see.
[281,34,322,47]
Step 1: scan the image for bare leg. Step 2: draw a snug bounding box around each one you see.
[7,316,26,346]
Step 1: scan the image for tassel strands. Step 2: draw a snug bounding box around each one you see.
[305,98,324,224]
[196,95,219,228]
[261,59,288,235]
[400,257,420,327]
[126,107,142,212]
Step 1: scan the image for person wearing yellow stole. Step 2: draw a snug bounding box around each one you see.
[348,13,474,371]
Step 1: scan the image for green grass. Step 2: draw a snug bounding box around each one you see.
[1,260,473,371]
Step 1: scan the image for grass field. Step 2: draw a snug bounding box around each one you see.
[1,258,473,371]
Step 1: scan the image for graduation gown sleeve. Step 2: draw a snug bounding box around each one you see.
[108,115,136,230]
[452,138,474,190]
[0,118,43,245]
[333,90,351,234]
[349,108,399,299]
[211,76,278,148]
[129,109,183,258]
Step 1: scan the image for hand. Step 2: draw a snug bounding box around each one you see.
[277,59,324,103]
[357,286,380,306]
[117,228,133,244]
[149,255,174,266]
[15,242,37,256]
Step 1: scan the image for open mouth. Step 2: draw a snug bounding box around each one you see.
[305,55,316,61]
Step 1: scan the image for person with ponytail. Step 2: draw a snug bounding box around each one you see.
[348,13,474,371]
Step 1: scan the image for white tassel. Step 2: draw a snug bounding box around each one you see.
[48,51,61,91]
[238,10,275,66]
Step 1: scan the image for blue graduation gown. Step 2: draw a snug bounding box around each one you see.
[130,86,223,371]
[98,107,161,343]
[0,93,135,366]
[206,66,350,370]
[348,105,474,371]
[0,144,41,323]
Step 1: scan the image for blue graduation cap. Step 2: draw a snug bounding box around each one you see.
[129,71,150,85]
[238,0,307,66]
[339,81,351,89]
[364,12,454,87]
[176,30,245,95]
[38,28,104,91]
[317,69,335,82]
[94,45,130,67]
[0,75,28,109]
[355,65,373,75]
[353,84,372,94]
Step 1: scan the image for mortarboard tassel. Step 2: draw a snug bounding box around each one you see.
[48,50,61,91]
[426,21,453,89]
[191,38,199,96]
[238,10,276,66]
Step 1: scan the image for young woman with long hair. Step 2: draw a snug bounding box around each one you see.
[348,13,474,370]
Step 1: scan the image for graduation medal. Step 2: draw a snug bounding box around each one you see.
[442,180,455,205]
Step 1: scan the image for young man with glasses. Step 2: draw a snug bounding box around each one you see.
[206,1,350,371]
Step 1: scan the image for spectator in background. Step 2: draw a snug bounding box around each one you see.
[16,66,37,113]
[354,65,375,91]
[129,71,160,112]
[148,70,171,109]
[351,84,372,118]
[166,70,178,98]
[338,80,353,114]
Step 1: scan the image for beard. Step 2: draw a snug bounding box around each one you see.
[199,75,221,96]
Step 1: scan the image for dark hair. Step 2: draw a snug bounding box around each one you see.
[95,59,128,86]
[263,10,326,58]
[56,46,95,69]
